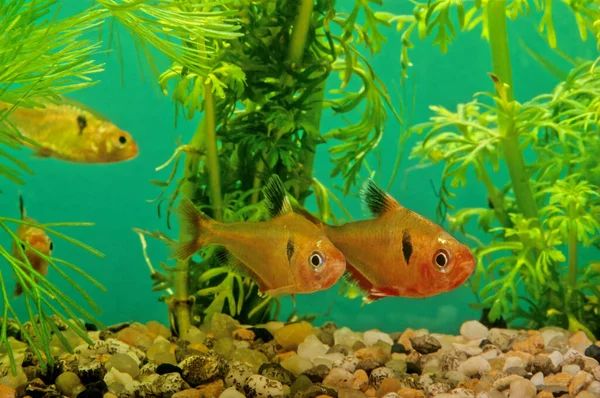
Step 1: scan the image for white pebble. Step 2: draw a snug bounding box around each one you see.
[509,378,536,398]
[503,356,524,371]
[549,351,564,368]
[280,355,312,376]
[453,343,483,357]
[333,327,363,347]
[530,372,544,386]
[460,321,489,340]
[244,375,284,397]
[220,387,245,398]
[297,335,329,360]
[587,381,600,394]
[563,364,581,375]
[458,356,491,377]
[540,329,565,346]
[312,357,332,369]
[322,367,354,389]
[363,330,393,347]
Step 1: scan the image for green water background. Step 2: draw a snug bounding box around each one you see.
[1,1,597,334]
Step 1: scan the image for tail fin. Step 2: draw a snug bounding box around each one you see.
[172,198,213,260]
[18,193,26,219]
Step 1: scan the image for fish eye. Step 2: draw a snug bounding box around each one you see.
[433,249,451,271]
[309,251,325,270]
[118,135,127,145]
[77,115,87,130]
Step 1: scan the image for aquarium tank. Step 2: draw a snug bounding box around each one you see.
[1,0,600,397]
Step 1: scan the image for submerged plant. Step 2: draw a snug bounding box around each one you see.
[129,0,403,336]
[398,0,600,337]
[0,1,108,374]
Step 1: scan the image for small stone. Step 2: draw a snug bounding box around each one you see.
[172,388,202,398]
[0,385,16,398]
[298,335,329,360]
[302,365,330,383]
[460,321,489,341]
[570,332,593,355]
[584,345,600,363]
[327,344,351,356]
[290,374,313,396]
[356,346,388,365]
[531,372,545,386]
[225,361,254,391]
[106,353,140,379]
[281,354,313,376]
[249,327,274,343]
[230,348,268,372]
[323,367,354,389]
[563,364,581,375]
[549,351,564,369]
[458,355,491,377]
[538,385,569,396]
[156,363,183,375]
[391,343,407,354]
[356,358,380,375]
[209,314,241,339]
[587,380,600,394]
[409,335,441,354]
[406,351,423,375]
[334,327,363,348]
[534,355,555,375]
[384,359,407,374]
[244,374,284,398]
[179,354,226,387]
[333,355,359,373]
[509,379,536,398]
[488,328,519,352]
[593,365,600,381]
[195,379,225,397]
[152,372,191,397]
[452,343,482,357]
[220,386,245,398]
[147,321,171,339]
[369,367,394,390]
[232,328,255,342]
[544,372,572,386]
[577,392,599,398]
[275,322,313,350]
[396,388,425,398]
[259,363,295,385]
[116,324,153,350]
[492,375,524,391]
[78,360,107,384]
[353,369,369,391]
[364,331,394,347]
[512,333,544,355]
[380,393,399,398]
[569,370,593,396]
[375,377,402,397]
[55,371,83,396]
[503,356,524,371]
[319,332,335,347]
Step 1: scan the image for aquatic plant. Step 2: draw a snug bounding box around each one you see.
[131,0,403,337]
[397,1,600,337]
[0,1,108,374]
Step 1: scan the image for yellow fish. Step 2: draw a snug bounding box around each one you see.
[174,175,347,297]
[12,195,53,297]
[0,97,138,163]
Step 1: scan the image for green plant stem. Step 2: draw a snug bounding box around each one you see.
[568,217,578,297]
[204,82,223,221]
[476,160,510,228]
[487,0,538,222]
[288,0,314,67]
[173,119,205,339]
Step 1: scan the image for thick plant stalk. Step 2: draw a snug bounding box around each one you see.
[487,0,539,222]
[204,82,223,222]
[173,120,205,339]
[568,206,578,296]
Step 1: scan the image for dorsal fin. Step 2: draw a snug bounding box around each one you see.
[360,179,401,217]
[18,194,26,219]
[262,175,293,218]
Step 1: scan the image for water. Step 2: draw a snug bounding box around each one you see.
[1,1,597,336]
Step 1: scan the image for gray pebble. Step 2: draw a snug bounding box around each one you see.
[327,344,351,356]
[151,372,191,398]
[301,364,329,383]
[318,331,334,346]
[410,335,442,354]
[356,358,379,374]
[259,362,296,385]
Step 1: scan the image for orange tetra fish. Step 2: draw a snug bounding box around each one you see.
[0,97,138,163]
[12,196,53,297]
[322,179,476,302]
[174,175,347,297]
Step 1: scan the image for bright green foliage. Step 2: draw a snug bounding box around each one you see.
[138,0,401,325]
[406,0,600,336]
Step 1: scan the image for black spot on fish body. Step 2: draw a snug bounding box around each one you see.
[402,229,413,265]
[77,115,87,135]
[286,236,295,263]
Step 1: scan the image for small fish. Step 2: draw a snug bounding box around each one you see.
[300,179,476,301]
[0,97,138,163]
[12,195,53,297]
[173,175,347,297]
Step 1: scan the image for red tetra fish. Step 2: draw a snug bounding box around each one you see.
[174,175,347,297]
[12,196,53,297]
[312,179,476,302]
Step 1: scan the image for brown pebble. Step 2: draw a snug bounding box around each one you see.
[365,387,377,397]
[512,332,544,355]
[506,350,534,369]
[232,328,255,342]
[396,387,425,398]
[356,346,388,365]
[376,378,402,397]
[536,391,554,398]
[0,385,16,398]
[569,371,593,396]
[172,389,201,398]
[398,330,415,351]
[545,372,573,386]
[353,369,369,391]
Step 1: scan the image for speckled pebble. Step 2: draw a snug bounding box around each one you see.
[244,374,284,398]
[259,363,296,385]
[225,361,254,391]
[409,335,441,354]
[369,367,395,390]
[179,354,226,387]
